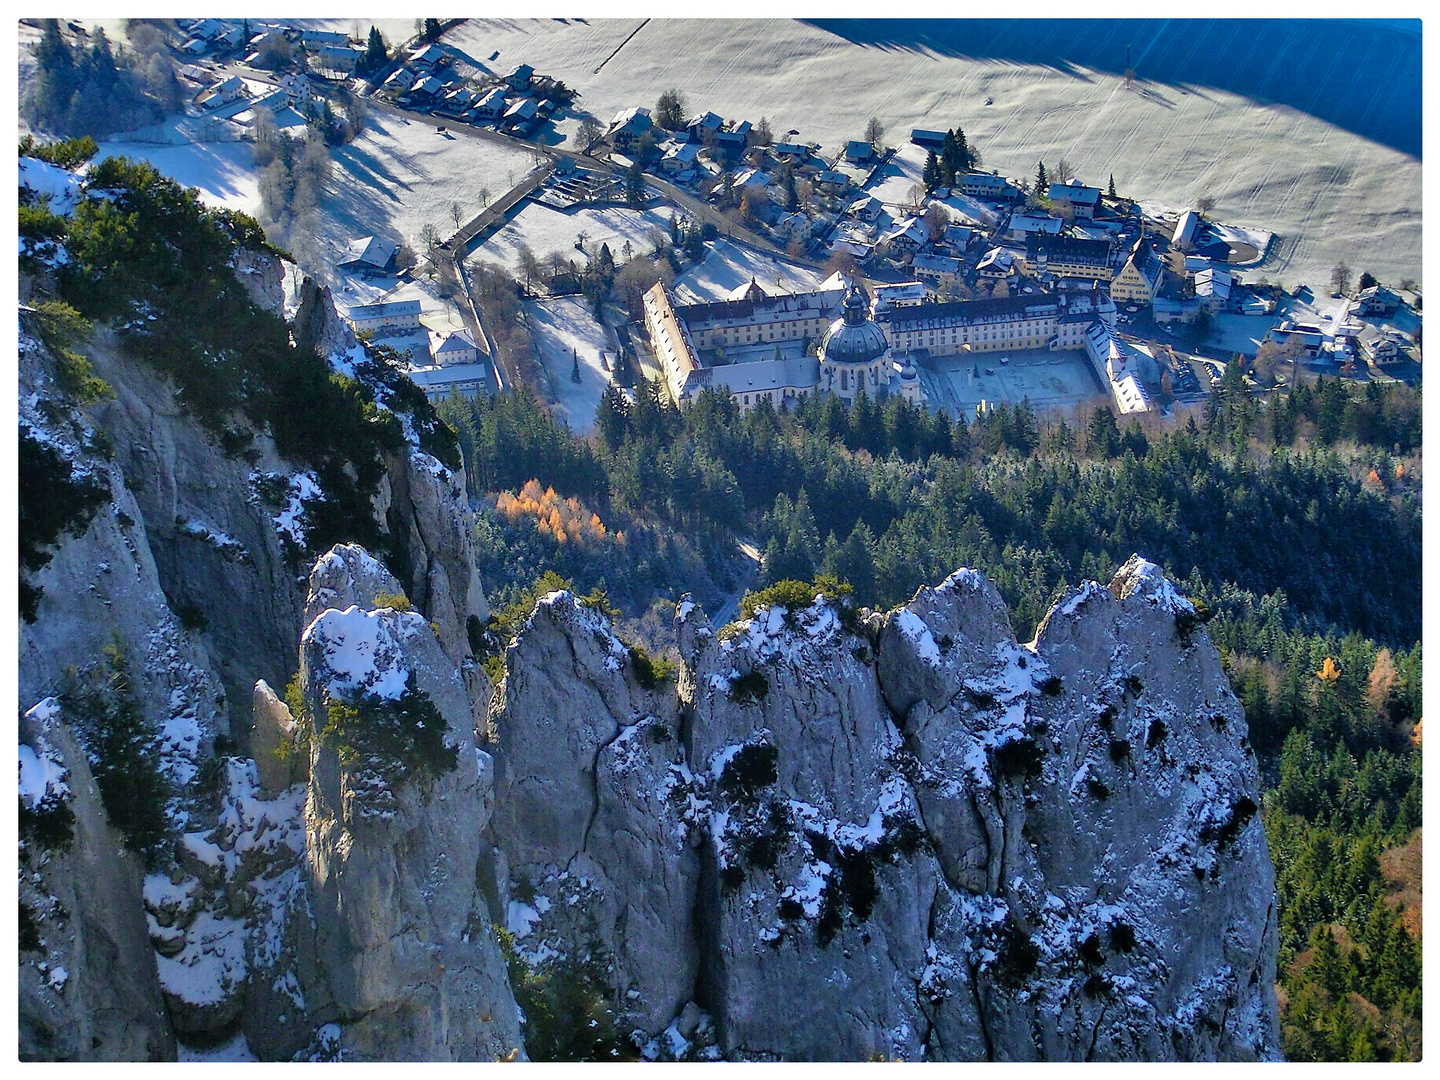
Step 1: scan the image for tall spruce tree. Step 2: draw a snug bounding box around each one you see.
[922,150,941,191]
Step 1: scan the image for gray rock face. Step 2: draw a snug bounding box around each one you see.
[875,555,1280,1061]
[294,544,525,1061]
[76,325,308,747]
[488,591,696,1035]
[19,700,175,1062]
[18,291,512,1061]
[251,680,306,797]
[230,248,286,317]
[489,563,1281,1061]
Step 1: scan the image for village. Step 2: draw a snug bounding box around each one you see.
[140,18,1422,433]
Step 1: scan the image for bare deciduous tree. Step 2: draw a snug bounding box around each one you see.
[516,243,542,291]
[923,200,949,238]
[864,116,885,149]
[655,88,685,130]
[575,116,603,154]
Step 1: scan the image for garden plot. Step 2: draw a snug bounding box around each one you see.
[470,201,677,276]
[525,296,619,433]
[445,18,1420,290]
[671,239,826,304]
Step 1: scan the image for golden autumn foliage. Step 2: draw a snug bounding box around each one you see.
[1317,656,1342,684]
[496,479,621,546]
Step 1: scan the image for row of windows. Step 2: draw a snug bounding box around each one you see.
[740,387,810,408]
[832,366,882,391]
[693,319,826,346]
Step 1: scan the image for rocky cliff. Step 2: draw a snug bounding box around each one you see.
[17,170,1279,1058]
[18,240,512,1060]
[487,559,1282,1061]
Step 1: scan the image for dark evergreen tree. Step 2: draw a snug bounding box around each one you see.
[625,160,645,208]
[922,150,941,192]
[363,26,387,73]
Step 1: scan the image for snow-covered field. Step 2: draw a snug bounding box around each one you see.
[443,18,1421,290]
[867,144,926,207]
[315,111,538,270]
[672,239,826,304]
[95,108,537,281]
[525,296,618,433]
[468,201,676,276]
[918,349,1107,418]
[93,134,264,215]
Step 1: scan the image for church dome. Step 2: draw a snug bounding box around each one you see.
[819,283,887,366]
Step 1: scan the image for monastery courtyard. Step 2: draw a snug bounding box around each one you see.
[917,347,1108,419]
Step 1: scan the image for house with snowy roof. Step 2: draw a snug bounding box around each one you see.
[407,362,494,401]
[878,215,930,258]
[1111,238,1165,304]
[501,98,539,132]
[300,29,350,49]
[1007,213,1063,241]
[409,75,444,101]
[1357,284,1402,317]
[713,120,751,154]
[348,299,422,334]
[195,75,245,110]
[848,195,884,222]
[1172,209,1201,252]
[1047,183,1102,219]
[660,141,701,173]
[339,236,398,274]
[961,172,1022,202]
[1193,266,1232,310]
[607,106,652,153]
[910,253,964,290]
[845,140,875,163]
[685,111,724,143]
[409,42,446,67]
[315,44,363,74]
[430,329,480,367]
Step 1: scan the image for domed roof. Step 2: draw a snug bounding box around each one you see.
[819,283,888,366]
